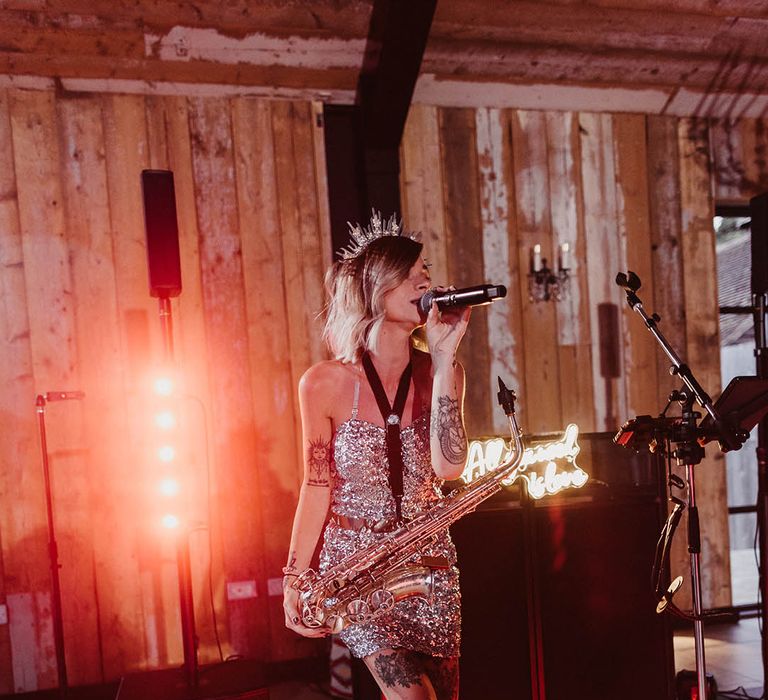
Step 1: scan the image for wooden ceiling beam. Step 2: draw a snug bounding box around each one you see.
[434,0,768,23]
[357,0,437,149]
[0,52,358,92]
[0,2,372,39]
[424,39,768,92]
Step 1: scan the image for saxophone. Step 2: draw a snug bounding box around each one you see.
[291,378,524,634]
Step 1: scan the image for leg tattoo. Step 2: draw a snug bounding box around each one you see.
[422,655,459,700]
[373,650,424,689]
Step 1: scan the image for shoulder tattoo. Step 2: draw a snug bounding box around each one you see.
[306,436,331,487]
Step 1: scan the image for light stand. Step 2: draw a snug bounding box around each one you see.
[157,296,199,688]
[614,271,749,700]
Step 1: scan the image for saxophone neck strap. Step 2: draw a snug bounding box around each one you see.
[361,351,412,521]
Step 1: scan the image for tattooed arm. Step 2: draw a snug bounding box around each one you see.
[283,363,334,638]
[429,361,468,480]
[424,294,471,481]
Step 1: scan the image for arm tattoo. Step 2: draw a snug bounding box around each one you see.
[306,436,331,486]
[431,395,468,465]
[373,651,423,689]
[286,551,297,571]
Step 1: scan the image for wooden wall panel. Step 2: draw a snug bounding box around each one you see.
[9,88,101,686]
[400,104,449,286]
[187,96,268,660]
[511,110,562,434]
[710,118,744,203]
[0,90,49,694]
[612,113,659,418]
[57,93,146,681]
[580,112,627,432]
[475,107,525,434]
[439,107,493,436]
[547,111,594,432]
[738,118,768,196]
[678,117,730,608]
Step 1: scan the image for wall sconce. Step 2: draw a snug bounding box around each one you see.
[528,243,571,302]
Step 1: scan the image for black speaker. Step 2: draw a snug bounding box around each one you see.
[452,435,675,700]
[141,169,182,298]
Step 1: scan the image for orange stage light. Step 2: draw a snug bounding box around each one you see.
[161,514,180,529]
[158,477,180,497]
[157,445,176,462]
[153,376,174,397]
[154,410,177,430]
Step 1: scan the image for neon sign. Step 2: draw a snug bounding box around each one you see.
[461,423,589,499]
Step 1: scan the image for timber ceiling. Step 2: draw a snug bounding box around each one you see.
[2,0,768,116]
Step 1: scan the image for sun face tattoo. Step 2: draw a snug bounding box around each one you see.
[307,436,331,486]
[431,395,468,465]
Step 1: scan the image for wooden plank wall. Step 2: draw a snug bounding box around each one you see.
[401,105,768,613]
[2,86,768,690]
[0,87,330,692]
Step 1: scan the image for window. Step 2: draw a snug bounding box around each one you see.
[715,206,758,608]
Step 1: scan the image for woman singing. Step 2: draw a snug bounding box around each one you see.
[282,213,470,700]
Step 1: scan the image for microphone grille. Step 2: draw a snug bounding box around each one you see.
[418,290,436,319]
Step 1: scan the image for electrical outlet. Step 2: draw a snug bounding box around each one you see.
[267,577,283,597]
[227,580,257,601]
[0,604,7,625]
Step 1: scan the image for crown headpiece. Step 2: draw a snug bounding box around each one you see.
[337,210,419,260]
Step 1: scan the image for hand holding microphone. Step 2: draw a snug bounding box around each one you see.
[422,283,507,370]
[417,283,507,321]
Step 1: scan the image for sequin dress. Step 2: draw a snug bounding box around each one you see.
[318,381,462,659]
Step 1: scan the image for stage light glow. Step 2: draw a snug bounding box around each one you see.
[153,376,174,396]
[159,477,180,497]
[161,514,180,529]
[154,410,176,430]
[462,423,589,499]
[157,445,176,462]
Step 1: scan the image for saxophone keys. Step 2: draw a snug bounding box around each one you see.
[369,589,395,612]
[301,603,325,628]
[346,599,371,623]
[326,614,345,634]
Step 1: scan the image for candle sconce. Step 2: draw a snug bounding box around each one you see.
[528,243,571,303]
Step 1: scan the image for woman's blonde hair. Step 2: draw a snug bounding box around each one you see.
[323,236,423,363]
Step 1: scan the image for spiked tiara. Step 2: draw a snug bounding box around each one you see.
[337,210,420,260]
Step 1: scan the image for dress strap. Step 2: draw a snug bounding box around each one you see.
[350,380,360,419]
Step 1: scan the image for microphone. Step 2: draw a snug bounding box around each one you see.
[45,391,85,402]
[418,284,507,319]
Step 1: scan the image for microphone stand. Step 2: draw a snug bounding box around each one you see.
[35,394,70,698]
[615,272,746,700]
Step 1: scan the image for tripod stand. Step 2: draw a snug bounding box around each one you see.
[614,271,753,700]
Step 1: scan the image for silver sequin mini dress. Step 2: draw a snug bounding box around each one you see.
[318,384,462,659]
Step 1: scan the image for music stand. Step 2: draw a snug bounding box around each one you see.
[700,376,768,448]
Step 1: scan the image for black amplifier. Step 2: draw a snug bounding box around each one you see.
[452,431,675,700]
